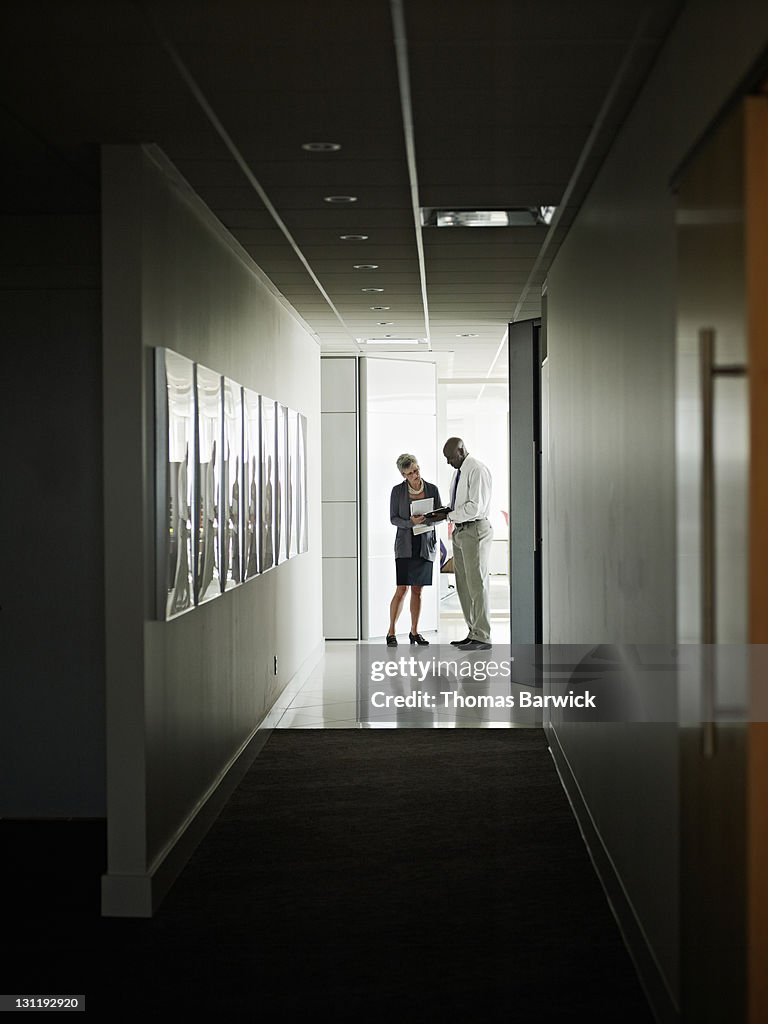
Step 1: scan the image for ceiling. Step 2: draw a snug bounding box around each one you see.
[1,0,682,378]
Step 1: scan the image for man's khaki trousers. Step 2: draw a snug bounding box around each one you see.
[451,519,493,642]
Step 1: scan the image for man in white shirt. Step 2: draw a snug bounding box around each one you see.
[442,437,493,650]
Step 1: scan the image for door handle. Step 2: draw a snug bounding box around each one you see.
[698,327,747,756]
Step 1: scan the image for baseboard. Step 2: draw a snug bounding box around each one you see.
[546,723,680,1024]
[101,640,325,918]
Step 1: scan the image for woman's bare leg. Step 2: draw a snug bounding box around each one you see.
[410,586,423,633]
[388,585,408,635]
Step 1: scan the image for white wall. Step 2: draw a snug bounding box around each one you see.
[544,0,768,1013]
[101,146,322,912]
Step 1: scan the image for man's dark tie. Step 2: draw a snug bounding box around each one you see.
[450,469,461,509]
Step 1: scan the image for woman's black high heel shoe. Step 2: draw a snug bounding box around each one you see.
[409,632,429,646]
[386,634,397,647]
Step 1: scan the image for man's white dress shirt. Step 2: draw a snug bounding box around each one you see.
[447,455,492,523]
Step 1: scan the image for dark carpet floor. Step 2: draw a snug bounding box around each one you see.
[5,730,653,1020]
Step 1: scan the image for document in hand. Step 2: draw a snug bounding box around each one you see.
[410,497,434,535]
[422,505,450,520]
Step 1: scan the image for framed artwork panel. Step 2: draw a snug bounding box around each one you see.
[287,408,298,558]
[298,413,308,553]
[260,397,276,572]
[243,388,261,579]
[155,348,196,619]
[221,378,243,591]
[195,363,223,604]
[275,403,288,564]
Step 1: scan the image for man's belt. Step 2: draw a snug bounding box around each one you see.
[453,517,487,529]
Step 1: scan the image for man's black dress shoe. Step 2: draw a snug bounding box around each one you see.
[386,634,397,647]
[457,639,492,651]
[409,632,429,645]
[450,636,471,647]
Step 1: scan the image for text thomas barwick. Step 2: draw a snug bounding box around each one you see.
[370,690,597,709]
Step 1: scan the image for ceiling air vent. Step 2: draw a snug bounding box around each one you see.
[420,207,555,227]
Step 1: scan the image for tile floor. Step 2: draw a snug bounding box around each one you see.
[266,606,538,729]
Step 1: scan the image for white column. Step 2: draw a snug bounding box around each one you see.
[321,358,360,638]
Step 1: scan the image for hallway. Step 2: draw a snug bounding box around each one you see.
[4,2,768,1020]
[7,730,653,1020]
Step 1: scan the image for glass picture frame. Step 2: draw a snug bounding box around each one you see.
[275,403,288,564]
[195,363,223,604]
[221,378,243,591]
[155,348,196,620]
[287,408,298,558]
[242,387,261,580]
[297,413,308,554]
[260,397,276,572]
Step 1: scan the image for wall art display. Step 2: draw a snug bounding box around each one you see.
[221,378,243,591]
[242,388,261,580]
[154,348,309,615]
[260,396,276,572]
[155,348,196,620]
[287,408,298,558]
[195,363,223,604]
[275,403,288,564]
[297,413,308,554]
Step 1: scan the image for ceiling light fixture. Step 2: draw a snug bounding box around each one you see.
[340,234,369,241]
[302,142,341,152]
[457,333,479,337]
[420,207,557,228]
[377,321,394,325]
[362,338,425,345]
[324,195,357,203]
[353,264,379,270]
[370,305,390,310]
[361,287,384,293]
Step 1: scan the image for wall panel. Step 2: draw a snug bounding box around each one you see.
[102,146,323,912]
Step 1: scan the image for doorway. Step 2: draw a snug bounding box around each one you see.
[437,377,510,644]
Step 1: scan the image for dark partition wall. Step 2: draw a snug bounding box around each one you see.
[508,318,542,644]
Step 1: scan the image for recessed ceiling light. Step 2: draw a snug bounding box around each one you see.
[456,333,479,337]
[302,142,341,152]
[324,195,357,203]
[370,305,390,310]
[340,234,369,241]
[353,264,379,270]
[361,287,384,293]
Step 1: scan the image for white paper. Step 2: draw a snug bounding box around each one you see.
[410,497,434,536]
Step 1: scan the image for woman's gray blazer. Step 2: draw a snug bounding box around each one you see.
[389,480,442,561]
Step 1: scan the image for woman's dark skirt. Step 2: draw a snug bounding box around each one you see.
[395,556,434,587]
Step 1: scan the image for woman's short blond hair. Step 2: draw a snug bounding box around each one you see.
[396,453,418,474]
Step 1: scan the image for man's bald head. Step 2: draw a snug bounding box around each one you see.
[443,437,468,469]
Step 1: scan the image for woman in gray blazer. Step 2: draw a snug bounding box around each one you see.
[386,453,442,647]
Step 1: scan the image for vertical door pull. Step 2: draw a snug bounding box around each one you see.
[698,328,747,756]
